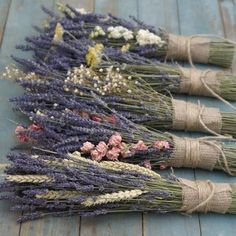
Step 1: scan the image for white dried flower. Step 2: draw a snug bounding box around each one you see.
[136,29,165,46]
[108,26,133,41]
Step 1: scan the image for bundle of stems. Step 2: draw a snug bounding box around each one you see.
[8,51,236,138]
[1,152,236,223]
[15,14,236,101]
[5,74,236,175]
[34,4,235,68]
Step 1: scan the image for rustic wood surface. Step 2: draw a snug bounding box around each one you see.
[0,0,236,235]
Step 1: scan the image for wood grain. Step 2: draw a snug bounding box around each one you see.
[0,0,11,48]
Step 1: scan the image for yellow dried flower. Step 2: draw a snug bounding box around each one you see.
[53,23,64,43]
[85,44,104,68]
[121,43,130,52]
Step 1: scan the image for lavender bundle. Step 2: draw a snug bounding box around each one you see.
[1,152,236,223]
[4,74,236,175]
[39,4,235,68]
[15,15,236,101]
[7,53,236,138]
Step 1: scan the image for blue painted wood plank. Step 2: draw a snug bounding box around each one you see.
[81,213,142,236]
[95,0,138,18]
[0,0,11,47]
[137,1,200,235]
[138,0,180,34]
[178,0,236,236]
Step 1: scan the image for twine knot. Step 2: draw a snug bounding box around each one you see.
[180,179,232,214]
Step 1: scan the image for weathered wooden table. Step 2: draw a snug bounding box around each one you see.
[0,0,236,235]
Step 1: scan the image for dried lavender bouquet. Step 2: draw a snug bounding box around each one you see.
[37,4,235,68]
[6,74,236,176]
[16,17,236,102]
[9,49,236,138]
[1,152,236,223]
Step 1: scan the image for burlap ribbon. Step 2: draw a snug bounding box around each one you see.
[172,99,222,134]
[166,34,210,64]
[180,178,232,213]
[178,67,220,96]
[169,136,221,170]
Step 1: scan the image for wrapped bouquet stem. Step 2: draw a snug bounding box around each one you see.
[1,152,236,222]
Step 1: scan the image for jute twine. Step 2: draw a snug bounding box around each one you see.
[166,34,210,66]
[169,136,233,175]
[172,99,222,135]
[170,136,220,170]
[178,67,236,110]
[178,67,220,96]
[179,178,232,213]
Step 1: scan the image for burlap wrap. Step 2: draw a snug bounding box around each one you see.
[166,34,210,63]
[172,99,222,133]
[180,178,232,213]
[169,136,220,170]
[178,67,220,96]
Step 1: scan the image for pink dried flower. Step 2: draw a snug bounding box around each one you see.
[95,141,108,157]
[153,141,170,149]
[91,115,103,122]
[131,140,148,151]
[15,125,25,134]
[28,124,42,131]
[108,133,122,147]
[106,147,121,161]
[105,115,116,125]
[143,160,152,169]
[18,135,29,143]
[15,125,29,143]
[91,149,103,162]
[80,141,95,153]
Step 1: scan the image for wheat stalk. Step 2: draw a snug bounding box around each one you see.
[36,190,79,199]
[82,189,147,207]
[69,152,160,178]
[100,161,160,178]
[6,175,54,183]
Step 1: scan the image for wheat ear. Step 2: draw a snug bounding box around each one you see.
[82,189,147,207]
[6,175,54,183]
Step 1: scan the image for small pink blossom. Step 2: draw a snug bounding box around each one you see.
[80,141,95,153]
[91,149,103,162]
[106,147,121,161]
[28,124,42,131]
[15,125,25,134]
[105,115,116,125]
[143,160,152,169]
[91,115,103,122]
[153,141,170,149]
[95,141,108,157]
[131,140,148,151]
[18,135,29,143]
[108,133,122,147]
[15,125,29,143]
